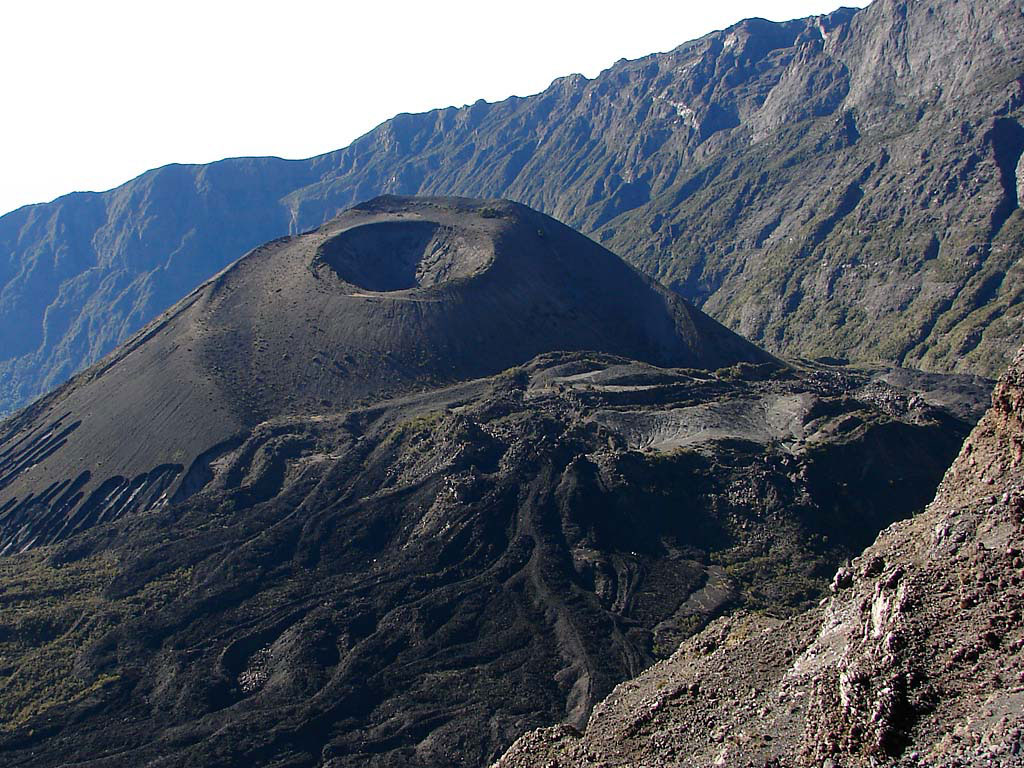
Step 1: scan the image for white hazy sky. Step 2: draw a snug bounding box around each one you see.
[1,0,870,217]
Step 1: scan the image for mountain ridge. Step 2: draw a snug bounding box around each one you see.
[3,0,1022,417]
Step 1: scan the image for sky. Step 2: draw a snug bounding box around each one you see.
[0,0,870,218]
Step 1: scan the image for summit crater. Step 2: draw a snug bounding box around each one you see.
[314,219,488,292]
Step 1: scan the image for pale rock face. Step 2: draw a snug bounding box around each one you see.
[1016,150,1024,206]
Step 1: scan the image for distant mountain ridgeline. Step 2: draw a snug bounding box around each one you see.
[3,0,1022,415]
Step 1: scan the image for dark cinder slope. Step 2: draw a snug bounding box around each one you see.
[0,196,768,555]
[0,157,326,415]
[3,0,1022,415]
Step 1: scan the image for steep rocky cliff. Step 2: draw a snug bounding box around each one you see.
[495,345,1024,767]
[3,0,1022,415]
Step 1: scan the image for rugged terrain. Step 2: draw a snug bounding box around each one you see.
[0,198,988,767]
[495,347,1024,768]
[3,0,1022,415]
[0,356,983,768]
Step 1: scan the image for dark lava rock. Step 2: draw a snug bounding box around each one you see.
[494,347,1024,768]
[0,349,982,767]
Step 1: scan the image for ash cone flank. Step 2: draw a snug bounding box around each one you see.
[303,196,772,378]
[0,195,771,554]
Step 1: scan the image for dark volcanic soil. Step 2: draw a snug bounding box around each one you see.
[0,196,768,556]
